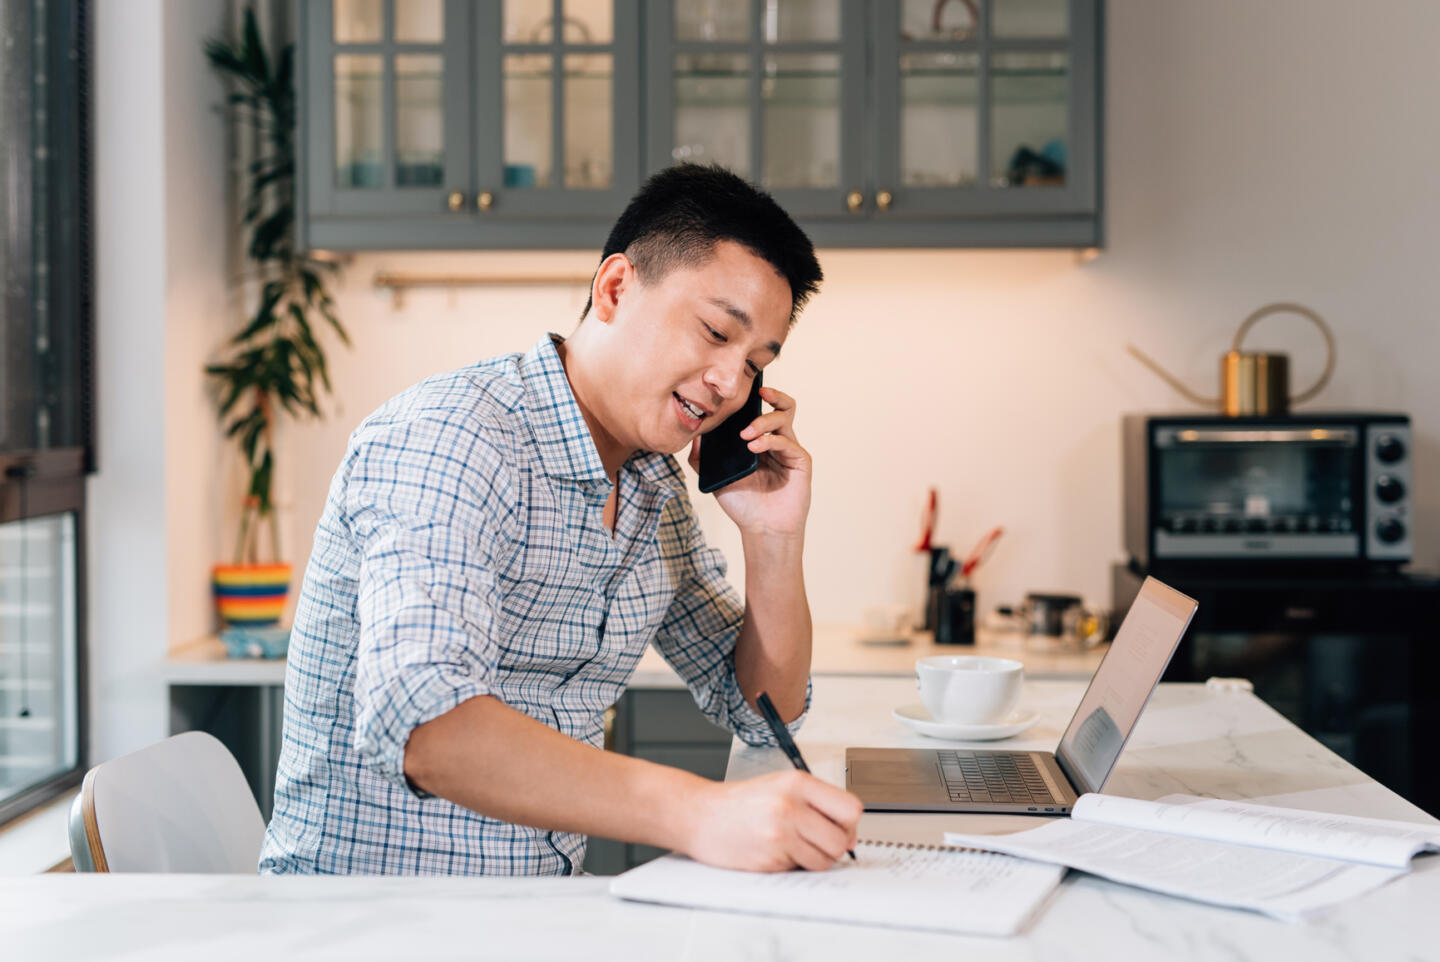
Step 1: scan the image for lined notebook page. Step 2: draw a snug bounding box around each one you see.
[609,842,1065,936]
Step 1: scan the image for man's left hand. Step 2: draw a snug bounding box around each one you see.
[688,386,811,537]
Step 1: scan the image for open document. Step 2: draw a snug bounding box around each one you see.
[945,793,1437,920]
[1069,793,1440,867]
[611,841,1065,936]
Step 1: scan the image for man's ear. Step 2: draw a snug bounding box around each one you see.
[590,253,633,325]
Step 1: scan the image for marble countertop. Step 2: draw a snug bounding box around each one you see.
[730,675,1437,838]
[12,676,1435,959]
[167,623,1108,688]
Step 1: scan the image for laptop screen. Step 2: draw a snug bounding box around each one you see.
[1054,577,1198,796]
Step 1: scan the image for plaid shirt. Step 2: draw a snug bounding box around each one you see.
[259,334,808,876]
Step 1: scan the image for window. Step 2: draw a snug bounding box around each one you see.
[0,0,92,825]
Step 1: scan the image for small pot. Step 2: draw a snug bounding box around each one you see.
[212,562,292,627]
[1020,592,1083,637]
[1004,592,1109,648]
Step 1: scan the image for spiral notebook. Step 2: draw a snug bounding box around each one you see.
[609,840,1065,936]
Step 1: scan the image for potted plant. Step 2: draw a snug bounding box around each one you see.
[205,9,348,645]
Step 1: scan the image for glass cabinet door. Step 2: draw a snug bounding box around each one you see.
[0,513,79,809]
[646,0,866,220]
[871,0,1097,221]
[305,0,471,216]
[471,0,641,218]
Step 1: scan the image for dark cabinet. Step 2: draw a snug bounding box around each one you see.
[581,687,733,875]
[300,0,1102,250]
[1113,563,1440,817]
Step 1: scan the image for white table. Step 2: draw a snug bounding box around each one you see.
[8,677,1435,960]
[730,676,1438,840]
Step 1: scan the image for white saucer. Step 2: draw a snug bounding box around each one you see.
[892,704,1039,741]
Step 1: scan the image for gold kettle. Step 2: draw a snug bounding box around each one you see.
[1127,302,1336,417]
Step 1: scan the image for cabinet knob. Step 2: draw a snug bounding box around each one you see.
[447,190,465,212]
[845,190,864,212]
[876,189,894,211]
[476,191,495,211]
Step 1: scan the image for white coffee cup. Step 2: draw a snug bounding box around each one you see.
[915,655,1024,725]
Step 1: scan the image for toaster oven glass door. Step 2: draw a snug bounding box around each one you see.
[1154,427,1360,558]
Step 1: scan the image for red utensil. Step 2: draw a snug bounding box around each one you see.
[960,526,1004,579]
[915,488,938,552]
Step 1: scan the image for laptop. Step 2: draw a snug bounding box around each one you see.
[845,576,1198,814]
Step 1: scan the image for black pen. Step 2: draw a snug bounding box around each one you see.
[755,691,857,861]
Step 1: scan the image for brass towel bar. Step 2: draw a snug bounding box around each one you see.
[373,271,593,308]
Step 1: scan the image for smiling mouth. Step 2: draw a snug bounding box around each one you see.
[673,392,709,426]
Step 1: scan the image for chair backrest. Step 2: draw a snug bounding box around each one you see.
[68,731,266,873]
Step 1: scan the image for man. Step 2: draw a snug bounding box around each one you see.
[260,165,862,876]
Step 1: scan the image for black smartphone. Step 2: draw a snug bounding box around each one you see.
[698,373,763,494]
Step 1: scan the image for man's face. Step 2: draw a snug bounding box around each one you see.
[598,239,793,456]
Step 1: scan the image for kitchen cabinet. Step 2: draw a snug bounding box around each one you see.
[862,0,1101,245]
[300,0,1102,250]
[644,0,869,225]
[300,0,1100,250]
[300,0,642,250]
[648,0,1101,247]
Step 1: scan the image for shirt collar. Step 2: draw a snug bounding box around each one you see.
[628,449,688,496]
[520,334,692,502]
[519,334,609,483]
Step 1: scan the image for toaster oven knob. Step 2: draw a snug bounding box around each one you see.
[1376,475,1406,504]
[1376,518,1406,544]
[1375,434,1406,464]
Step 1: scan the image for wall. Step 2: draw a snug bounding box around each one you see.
[88,0,228,762]
[161,0,232,686]
[88,0,170,763]
[272,0,1440,629]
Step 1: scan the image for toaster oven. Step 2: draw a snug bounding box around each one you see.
[1123,413,1412,568]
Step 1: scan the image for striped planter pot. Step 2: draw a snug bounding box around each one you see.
[213,563,292,627]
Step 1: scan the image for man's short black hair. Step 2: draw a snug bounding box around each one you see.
[581,164,822,325]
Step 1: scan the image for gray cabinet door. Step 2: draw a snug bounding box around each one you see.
[303,0,642,249]
[581,687,735,874]
[302,0,473,220]
[645,0,869,223]
[863,0,1101,245]
[471,0,643,221]
[646,0,1101,247]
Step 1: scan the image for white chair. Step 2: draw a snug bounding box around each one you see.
[68,731,266,873]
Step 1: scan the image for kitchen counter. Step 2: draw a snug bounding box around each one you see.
[167,623,1108,688]
[728,675,1436,841]
[164,625,1105,828]
[12,676,1434,960]
[630,624,1107,686]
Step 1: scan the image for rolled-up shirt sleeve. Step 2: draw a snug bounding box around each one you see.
[342,412,513,795]
[650,499,812,747]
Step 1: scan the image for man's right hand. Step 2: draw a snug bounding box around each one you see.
[682,770,863,872]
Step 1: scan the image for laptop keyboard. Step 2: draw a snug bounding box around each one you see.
[937,751,1059,806]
